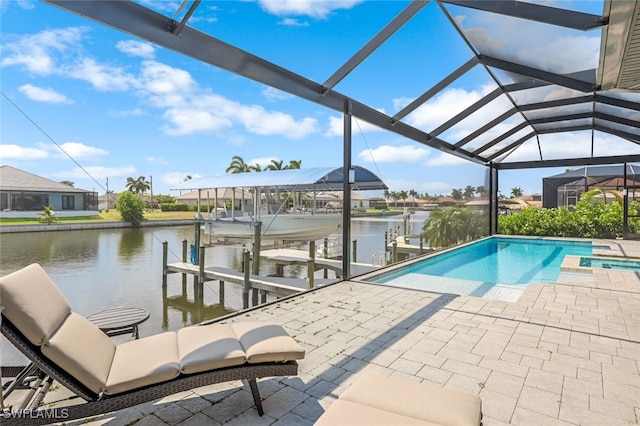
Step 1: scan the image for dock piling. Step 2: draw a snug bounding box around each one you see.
[392,240,398,264]
[193,223,201,265]
[307,257,315,289]
[242,250,250,309]
[162,241,168,287]
[181,239,188,290]
[323,238,329,278]
[352,239,357,263]
[198,245,205,285]
[252,222,261,276]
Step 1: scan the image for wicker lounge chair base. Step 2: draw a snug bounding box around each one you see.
[1,358,297,426]
[0,264,305,426]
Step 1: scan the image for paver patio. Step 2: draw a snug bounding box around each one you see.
[8,239,640,425]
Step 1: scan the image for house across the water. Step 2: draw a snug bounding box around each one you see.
[0,165,98,218]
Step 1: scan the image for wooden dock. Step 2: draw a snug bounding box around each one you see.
[386,234,432,262]
[261,248,380,278]
[165,262,334,297]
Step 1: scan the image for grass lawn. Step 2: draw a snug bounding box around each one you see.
[0,210,196,225]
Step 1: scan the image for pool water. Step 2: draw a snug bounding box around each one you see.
[580,256,640,271]
[367,237,595,301]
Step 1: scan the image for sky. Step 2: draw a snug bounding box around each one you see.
[2,0,634,198]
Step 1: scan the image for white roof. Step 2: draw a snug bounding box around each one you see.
[172,166,387,192]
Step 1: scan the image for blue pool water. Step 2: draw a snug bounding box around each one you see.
[580,256,640,271]
[367,237,596,300]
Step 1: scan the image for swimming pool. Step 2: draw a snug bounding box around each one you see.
[365,237,597,301]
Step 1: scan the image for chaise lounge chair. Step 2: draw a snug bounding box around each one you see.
[0,263,305,425]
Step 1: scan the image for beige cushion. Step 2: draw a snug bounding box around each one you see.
[231,322,305,364]
[41,313,116,394]
[0,263,71,345]
[315,399,439,426]
[178,324,246,374]
[105,332,179,395]
[340,374,482,426]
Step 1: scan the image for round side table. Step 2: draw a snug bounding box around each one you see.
[87,307,150,339]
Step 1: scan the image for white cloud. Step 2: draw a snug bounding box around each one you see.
[146,156,168,165]
[141,61,195,100]
[0,144,49,160]
[116,40,155,59]
[262,86,293,101]
[458,12,599,74]
[108,108,145,118]
[325,115,385,137]
[159,88,318,139]
[384,178,452,195]
[38,142,109,161]
[358,145,430,163]
[279,18,309,26]
[18,84,73,104]
[64,57,138,91]
[162,108,232,135]
[519,35,599,74]
[237,105,318,138]
[163,172,203,189]
[402,85,497,133]
[16,0,35,9]
[424,153,470,167]
[258,0,363,18]
[1,27,87,75]
[499,131,640,164]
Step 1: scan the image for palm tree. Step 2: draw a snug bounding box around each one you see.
[451,188,463,200]
[383,190,391,206]
[476,185,486,197]
[510,187,523,198]
[463,185,476,199]
[390,191,400,208]
[183,175,192,182]
[409,189,418,207]
[226,156,251,173]
[399,190,408,208]
[126,176,150,194]
[288,159,302,169]
[59,180,74,187]
[266,159,285,171]
[249,163,262,172]
[422,207,474,249]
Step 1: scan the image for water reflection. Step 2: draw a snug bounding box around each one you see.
[162,282,234,329]
[118,228,146,259]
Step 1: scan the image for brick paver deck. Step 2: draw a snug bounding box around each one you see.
[14,239,640,425]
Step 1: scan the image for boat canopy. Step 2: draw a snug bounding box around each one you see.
[173,166,387,192]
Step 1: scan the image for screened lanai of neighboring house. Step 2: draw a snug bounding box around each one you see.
[43,0,640,275]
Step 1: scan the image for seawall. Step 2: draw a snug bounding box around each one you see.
[0,219,194,234]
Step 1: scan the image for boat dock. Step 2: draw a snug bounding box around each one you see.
[261,248,380,278]
[386,233,432,262]
[161,241,340,310]
[165,262,321,297]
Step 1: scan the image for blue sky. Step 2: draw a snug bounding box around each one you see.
[1,0,624,198]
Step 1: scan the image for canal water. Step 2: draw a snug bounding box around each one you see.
[0,212,428,364]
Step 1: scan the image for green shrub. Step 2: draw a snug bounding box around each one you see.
[38,206,58,224]
[117,191,145,227]
[498,197,640,238]
[160,203,199,212]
